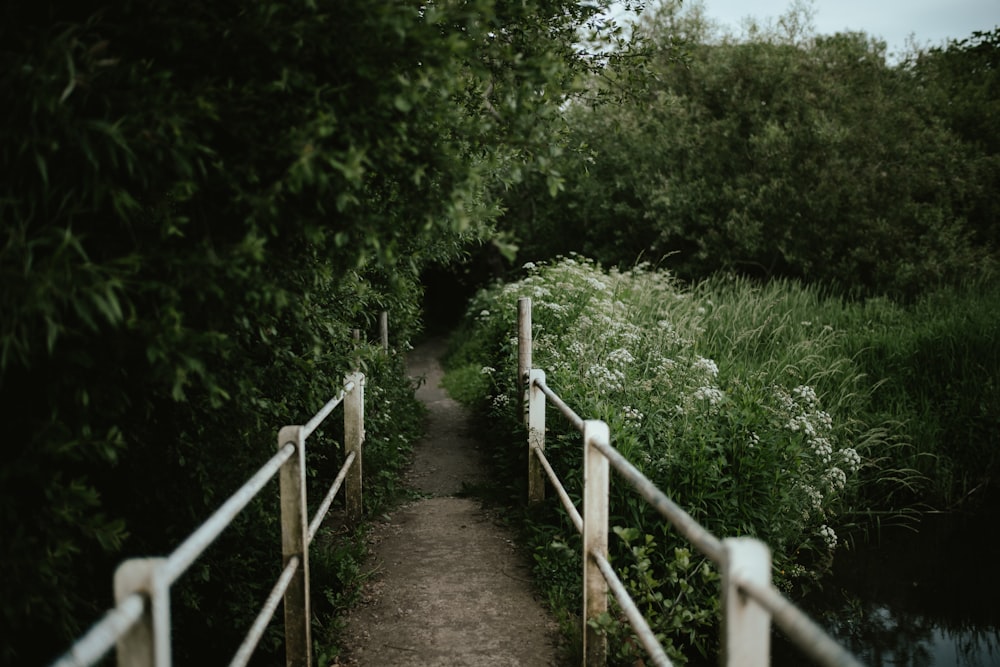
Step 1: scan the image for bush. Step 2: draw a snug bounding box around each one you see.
[447,257,894,663]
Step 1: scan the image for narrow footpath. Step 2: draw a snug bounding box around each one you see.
[339,338,562,666]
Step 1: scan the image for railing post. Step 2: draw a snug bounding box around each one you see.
[114,558,170,667]
[278,425,312,667]
[379,311,389,354]
[344,371,366,523]
[583,420,610,667]
[517,297,532,427]
[528,368,546,504]
[721,537,772,667]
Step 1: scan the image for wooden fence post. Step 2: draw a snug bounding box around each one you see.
[517,297,532,427]
[278,425,311,667]
[528,368,546,504]
[583,420,610,667]
[379,311,389,354]
[344,371,365,523]
[114,558,169,667]
[721,537,772,667]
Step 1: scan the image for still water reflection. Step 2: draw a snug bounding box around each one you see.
[775,513,1000,666]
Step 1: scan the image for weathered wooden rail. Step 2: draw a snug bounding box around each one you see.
[517,297,865,667]
[50,316,393,667]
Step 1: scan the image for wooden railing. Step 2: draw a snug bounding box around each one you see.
[50,315,393,667]
[517,297,865,667]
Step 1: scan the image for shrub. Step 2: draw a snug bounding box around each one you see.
[449,257,893,663]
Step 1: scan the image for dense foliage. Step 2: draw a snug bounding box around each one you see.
[446,257,887,663]
[501,2,1000,299]
[445,256,999,663]
[0,0,618,662]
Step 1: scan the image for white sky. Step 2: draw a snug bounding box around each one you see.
[699,0,999,56]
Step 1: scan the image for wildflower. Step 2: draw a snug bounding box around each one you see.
[693,386,725,406]
[623,406,644,422]
[608,347,635,365]
[480,366,495,375]
[800,484,823,511]
[819,525,837,550]
[479,309,490,318]
[786,415,817,438]
[839,447,861,473]
[692,356,719,378]
[824,467,847,492]
[809,437,833,464]
[792,385,818,408]
[522,261,537,270]
[748,432,760,449]
[492,394,510,409]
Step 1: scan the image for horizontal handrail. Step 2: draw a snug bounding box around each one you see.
[303,380,355,439]
[308,450,357,544]
[517,294,863,667]
[161,443,296,586]
[51,360,372,667]
[735,576,863,667]
[591,550,673,667]
[535,373,861,666]
[532,445,583,533]
[534,376,584,433]
[50,594,146,667]
[588,436,726,565]
[228,556,301,667]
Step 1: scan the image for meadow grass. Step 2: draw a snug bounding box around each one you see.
[444,256,998,664]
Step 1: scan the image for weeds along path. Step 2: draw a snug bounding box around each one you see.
[339,338,561,666]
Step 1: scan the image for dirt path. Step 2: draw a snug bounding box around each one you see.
[338,339,562,666]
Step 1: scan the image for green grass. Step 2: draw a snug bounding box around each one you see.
[444,256,999,664]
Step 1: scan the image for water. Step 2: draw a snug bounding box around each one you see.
[775,513,1000,666]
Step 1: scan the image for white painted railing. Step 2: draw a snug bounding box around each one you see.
[50,313,393,667]
[517,297,865,667]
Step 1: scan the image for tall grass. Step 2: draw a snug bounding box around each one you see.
[445,257,998,663]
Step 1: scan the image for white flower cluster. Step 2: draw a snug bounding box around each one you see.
[608,347,635,365]
[839,447,861,473]
[585,364,626,393]
[819,525,838,550]
[693,386,725,406]
[480,366,495,375]
[792,384,818,407]
[692,356,719,378]
[779,386,840,465]
[623,405,644,422]
[824,466,847,492]
[809,436,834,464]
[799,483,824,512]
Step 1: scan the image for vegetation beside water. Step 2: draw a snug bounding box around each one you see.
[438,6,1000,660]
[443,257,1000,664]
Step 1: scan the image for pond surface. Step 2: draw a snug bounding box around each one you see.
[775,513,1000,666]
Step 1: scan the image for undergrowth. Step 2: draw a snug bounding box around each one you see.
[443,256,998,664]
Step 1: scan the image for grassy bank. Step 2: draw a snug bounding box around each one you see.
[443,256,998,664]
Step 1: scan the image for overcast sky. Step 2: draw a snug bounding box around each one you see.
[698,0,999,56]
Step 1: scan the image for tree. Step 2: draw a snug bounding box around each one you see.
[499,0,997,297]
[1,0,614,662]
